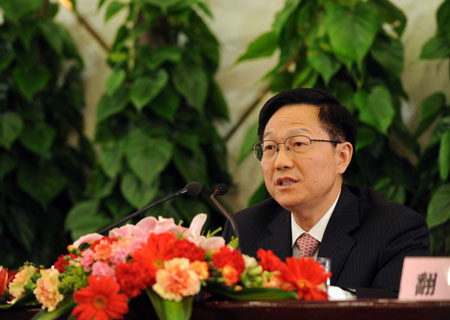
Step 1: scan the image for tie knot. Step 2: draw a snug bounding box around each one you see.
[296,233,320,258]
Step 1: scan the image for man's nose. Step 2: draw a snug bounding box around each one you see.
[274,144,294,168]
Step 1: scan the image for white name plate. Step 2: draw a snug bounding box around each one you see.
[399,257,450,300]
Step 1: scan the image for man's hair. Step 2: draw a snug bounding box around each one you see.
[258,88,357,151]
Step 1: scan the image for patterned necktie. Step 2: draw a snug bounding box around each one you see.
[296,233,320,258]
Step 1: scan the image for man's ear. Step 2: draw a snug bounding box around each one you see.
[336,142,353,174]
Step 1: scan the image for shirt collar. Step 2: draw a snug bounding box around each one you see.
[291,190,341,247]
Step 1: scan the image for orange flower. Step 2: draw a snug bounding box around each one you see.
[277,257,330,301]
[257,249,283,272]
[73,275,128,320]
[190,261,209,281]
[212,246,245,286]
[0,267,8,298]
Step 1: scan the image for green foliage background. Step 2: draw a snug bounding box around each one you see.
[237,0,450,255]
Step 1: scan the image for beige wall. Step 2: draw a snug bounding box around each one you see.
[56,0,449,212]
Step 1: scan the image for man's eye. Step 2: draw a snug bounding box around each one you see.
[293,142,304,147]
[264,145,275,151]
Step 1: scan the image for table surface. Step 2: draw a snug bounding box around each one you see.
[2,299,450,320]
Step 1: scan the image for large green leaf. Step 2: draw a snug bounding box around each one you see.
[65,200,111,240]
[173,147,208,186]
[96,88,129,122]
[355,126,377,151]
[236,32,279,63]
[105,1,126,22]
[420,33,450,60]
[307,49,340,85]
[427,184,450,229]
[125,129,173,184]
[172,62,208,114]
[439,131,450,180]
[150,86,180,122]
[13,65,51,101]
[0,45,14,72]
[146,46,182,70]
[100,144,123,178]
[40,21,64,56]
[207,80,229,120]
[18,164,66,205]
[238,122,258,164]
[325,2,379,68]
[0,153,16,179]
[355,86,394,134]
[0,0,42,21]
[0,112,23,149]
[105,69,126,95]
[371,36,403,77]
[120,173,159,209]
[415,93,446,137]
[206,283,298,300]
[20,123,56,155]
[371,0,406,36]
[272,0,301,35]
[437,0,450,35]
[130,70,168,111]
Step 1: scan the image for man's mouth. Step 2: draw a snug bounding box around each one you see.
[276,178,297,186]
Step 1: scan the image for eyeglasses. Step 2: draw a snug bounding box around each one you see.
[252,135,342,161]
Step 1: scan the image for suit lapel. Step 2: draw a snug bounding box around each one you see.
[256,203,292,261]
[318,186,359,285]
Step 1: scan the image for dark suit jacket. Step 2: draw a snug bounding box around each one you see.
[222,184,430,298]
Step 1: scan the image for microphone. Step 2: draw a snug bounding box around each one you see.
[210,184,240,249]
[97,181,202,235]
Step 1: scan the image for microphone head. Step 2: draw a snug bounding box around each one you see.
[214,183,229,196]
[184,181,202,196]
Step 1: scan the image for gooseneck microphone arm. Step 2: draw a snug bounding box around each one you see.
[210,184,240,250]
[97,181,202,235]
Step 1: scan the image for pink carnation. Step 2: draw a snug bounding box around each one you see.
[91,262,115,278]
[80,249,94,272]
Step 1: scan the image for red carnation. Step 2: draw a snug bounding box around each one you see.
[212,246,245,286]
[257,249,283,272]
[115,262,152,298]
[54,253,78,273]
[172,239,205,262]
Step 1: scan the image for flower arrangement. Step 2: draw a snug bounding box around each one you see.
[0,214,330,320]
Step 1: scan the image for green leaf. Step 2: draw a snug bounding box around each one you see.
[206,283,298,300]
[0,0,42,21]
[105,1,126,22]
[439,131,450,180]
[147,46,182,70]
[96,88,129,122]
[307,50,340,85]
[371,36,403,77]
[172,62,208,114]
[32,297,76,320]
[206,80,229,120]
[173,147,208,186]
[40,21,64,56]
[325,2,379,68]
[372,0,406,36]
[269,71,293,93]
[18,164,66,205]
[0,45,14,72]
[13,65,51,101]
[100,144,122,178]
[20,123,56,155]
[415,93,446,137]
[427,184,450,229]
[65,200,111,240]
[356,126,377,151]
[121,173,159,209]
[125,129,173,184]
[0,112,23,149]
[105,69,126,95]
[150,86,180,122]
[173,132,199,151]
[272,0,301,35]
[236,32,279,63]
[437,0,450,35]
[238,122,258,164]
[356,86,394,134]
[130,70,169,111]
[420,33,450,60]
[292,65,315,88]
[0,153,16,179]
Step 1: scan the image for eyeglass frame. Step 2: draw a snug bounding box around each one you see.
[252,134,343,161]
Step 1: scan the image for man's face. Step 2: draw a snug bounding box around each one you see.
[261,104,349,215]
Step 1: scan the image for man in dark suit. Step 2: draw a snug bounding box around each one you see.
[222,88,430,299]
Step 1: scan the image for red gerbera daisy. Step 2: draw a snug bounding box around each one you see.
[257,249,283,272]
[132,232,178,285]
[73,275,129,320]
[277,257,330,301]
